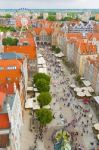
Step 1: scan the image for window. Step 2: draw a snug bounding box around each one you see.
[0,66,4,71]
[7,66,17,70]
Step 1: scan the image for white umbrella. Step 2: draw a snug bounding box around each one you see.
[74,87,81,92]
[97,134,99,140]
[94,123,99,131]
[84,91,92,97]
[77,92,85,97]
[70,84,76,88]
[87,86,94,93]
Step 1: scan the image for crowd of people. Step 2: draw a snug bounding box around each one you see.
[40,46,99,150]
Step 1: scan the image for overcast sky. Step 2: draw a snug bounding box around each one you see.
[0,0,99,9]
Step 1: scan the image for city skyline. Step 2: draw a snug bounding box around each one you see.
[0,0,99,9]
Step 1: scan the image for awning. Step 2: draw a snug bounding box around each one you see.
[82,80,91,87]
[94,96,99,104]
[94,123,99,131]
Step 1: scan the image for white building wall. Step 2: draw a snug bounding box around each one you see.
[7,89,23,150]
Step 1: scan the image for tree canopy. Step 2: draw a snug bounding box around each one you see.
[2,37,19,46]
[3,14,12,18]
[51,46,61,54]
[37,92,52,107]
[36,108,53,126]
[33,73,50,84]
[35,78,50,92]
[47,15,56,21]
[0,26,16,32]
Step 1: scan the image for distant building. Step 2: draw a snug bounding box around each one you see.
[43,13,48,19]
[95,14,99,21]
[56,13,63,20]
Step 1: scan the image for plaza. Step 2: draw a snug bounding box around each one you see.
[21,45,99,150]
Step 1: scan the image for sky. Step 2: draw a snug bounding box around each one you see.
[0,0,99,9]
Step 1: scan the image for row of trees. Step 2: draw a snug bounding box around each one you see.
[0,14,12,18]
[52,45,61,54]
[33,73,53,127]
[0,26,16,32]
[2,37,19,46]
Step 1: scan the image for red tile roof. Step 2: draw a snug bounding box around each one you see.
[4,45,36,60]
[0,59,22,84]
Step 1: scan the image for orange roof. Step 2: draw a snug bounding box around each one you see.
[65,33,83,39]
[33,28,42,35]
[0,114,10,129]
[86,33,99,40]
[33,27,53,35]
[0,59,22,84]
[4,45,36,60]
[79,42,97,54]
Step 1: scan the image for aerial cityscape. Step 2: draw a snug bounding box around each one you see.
[0,1,99,150]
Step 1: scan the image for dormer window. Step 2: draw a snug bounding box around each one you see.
[7,66,17,70]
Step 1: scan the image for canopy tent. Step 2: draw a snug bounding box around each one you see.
[38,67,47,74]
[55,52,64,58]
[74,87,81,92]
[82,80,91,87]
[43,105,51,109]
[37,57,46,65]
[25,98,33,109]
[87,86,94,93]
[27,87,34,91]
[97,134,99,140]
[94,123,99,131]
[70,84,76,88]
[37,53,42,58]
[84,91,92,97]
[77,92,85,97]
[94,96,99,104]
[33,87,39,92]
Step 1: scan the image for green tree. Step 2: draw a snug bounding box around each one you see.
[36,108,53,126]
[52,45,56,51]
[55,47,61,54]
[75,74,83,86]
[35,78,50,92]
[33,73,50,84]
[2,37,19,46]
[4,14,12,18]
[47,15,56,21]
[89,16,95,20]
[37,92,52,107]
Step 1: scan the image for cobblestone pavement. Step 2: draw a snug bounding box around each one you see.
[21,46,99,150]
[40,47,99,150]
